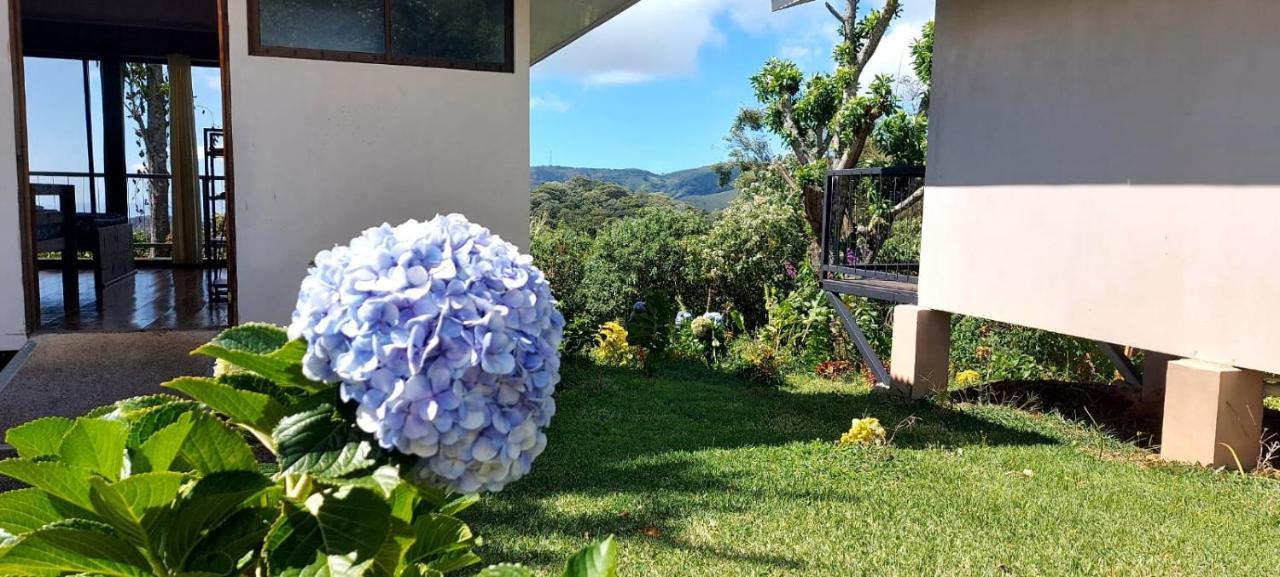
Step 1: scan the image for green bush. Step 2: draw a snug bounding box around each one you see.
[950,316,1108,383]
[578,206,708,331]
[698,187,808,326]
[0,324,618,577]
[531,224,594,353]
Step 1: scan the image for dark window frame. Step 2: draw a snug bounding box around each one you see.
[246,0,515,73]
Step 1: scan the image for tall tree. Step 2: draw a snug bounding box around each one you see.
[734,0,923,239]
[123,63,171,257]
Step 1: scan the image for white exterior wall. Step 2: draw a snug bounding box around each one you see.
[922,0,1280,374]
[227,0,531,325]
[0,5,27,350]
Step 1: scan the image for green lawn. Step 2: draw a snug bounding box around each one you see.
[468,361,1280,576]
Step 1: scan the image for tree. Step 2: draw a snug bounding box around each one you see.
[734,1,932,240]
[124,63,171,257]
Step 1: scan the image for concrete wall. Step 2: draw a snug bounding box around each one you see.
[922,0,1280,374]
[0,4,28,350]
[227,0,531,325]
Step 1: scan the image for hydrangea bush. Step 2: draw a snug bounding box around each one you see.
[289,215,564,493]
[0,215,616,577]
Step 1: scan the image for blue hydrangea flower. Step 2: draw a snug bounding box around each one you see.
[632,301,647,312]
[289,214,564,493]
[675,311,692,325]
[701,312,724,326]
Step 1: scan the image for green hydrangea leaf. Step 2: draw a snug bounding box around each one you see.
[176,413,258,474]
[273,403,377,478]
[193,324,321,392]
[0,519,152,577]
[0,459,96,512]
[57,418,129,481]
[87,478,154,554]
[137,415,197,473]
[125,401,201,449]
[156,470,274,571]
[4,417,74,459]
[561,536,618,577]
[164,377,286,436]
[0,488,76,536]
[263,486,391,576]
[405,514,476,567]
[110,472,188,522]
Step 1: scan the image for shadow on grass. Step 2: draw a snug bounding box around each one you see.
[469,358,1058,571]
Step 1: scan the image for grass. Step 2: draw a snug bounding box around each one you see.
[468,360,1280,576]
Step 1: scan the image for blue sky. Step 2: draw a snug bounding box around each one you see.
[22,0,934,181]
[531,0,935,173]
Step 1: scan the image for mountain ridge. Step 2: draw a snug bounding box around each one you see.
[530,165,737,210]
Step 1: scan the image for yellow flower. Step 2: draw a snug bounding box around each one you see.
[955,369,982,387]
[838,417,887,446]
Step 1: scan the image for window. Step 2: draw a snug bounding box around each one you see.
[249,0,514,72]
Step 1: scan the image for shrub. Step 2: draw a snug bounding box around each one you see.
[730,339,784,386]
[578,206,708,332]
[699,189,808,326]
[950,316,1107,383]
[689,313,729,366]
[531,223,594,354]
[591,321,638,368]
[758,263,838,368]
[0,216,620,577]
[626,294,676,374]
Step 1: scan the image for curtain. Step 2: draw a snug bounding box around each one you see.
[167,54,201,265]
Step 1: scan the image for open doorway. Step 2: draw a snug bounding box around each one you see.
[16,0,232,332]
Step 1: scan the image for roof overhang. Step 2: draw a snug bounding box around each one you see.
[531,0,642,65]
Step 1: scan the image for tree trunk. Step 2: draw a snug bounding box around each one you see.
[125,63,171,258]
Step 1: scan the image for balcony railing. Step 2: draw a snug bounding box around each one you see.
[821,166,925,283]
[30,170,225,260]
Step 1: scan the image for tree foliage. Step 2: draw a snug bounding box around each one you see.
[531,177,682,235]
[729,1,934,241]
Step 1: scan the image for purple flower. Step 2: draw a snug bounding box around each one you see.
[784,262,797,279]
[845,247,858,267]
[289,214,563,493]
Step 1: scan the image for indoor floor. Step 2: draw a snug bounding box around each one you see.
[38,268,228,332]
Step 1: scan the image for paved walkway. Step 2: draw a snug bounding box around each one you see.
[0,331,216,433]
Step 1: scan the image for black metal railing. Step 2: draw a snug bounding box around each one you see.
[30,170,225,259]
[820,166,925,283]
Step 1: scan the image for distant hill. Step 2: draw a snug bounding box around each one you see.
[531,165,737,209]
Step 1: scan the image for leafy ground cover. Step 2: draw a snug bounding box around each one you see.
[468,360,1280,576]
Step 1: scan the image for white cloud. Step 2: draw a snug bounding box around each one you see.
[535,0,934,87]
[530,94,571,113]
[535,0,730,85]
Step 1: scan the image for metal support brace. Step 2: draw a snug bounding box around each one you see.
[825,291,891,390]
[1096,342,1142,388]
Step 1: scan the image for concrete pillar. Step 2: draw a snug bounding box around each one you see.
[1160,360,1264,470]
[889,305,951,400]
[1141,351,1176,405]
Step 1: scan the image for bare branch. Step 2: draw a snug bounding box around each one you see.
[825,2,846,24]
[855,0,900,77]
[853,185,924,234]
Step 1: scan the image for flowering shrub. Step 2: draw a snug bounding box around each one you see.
[730,339,784,386]
[689,313,728,366]
[626,294,675,374]
[955,369,982,387]
[289,215,563,494]
[838,417,887,446]
[0,215,618,577]
[592,321,637,368]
